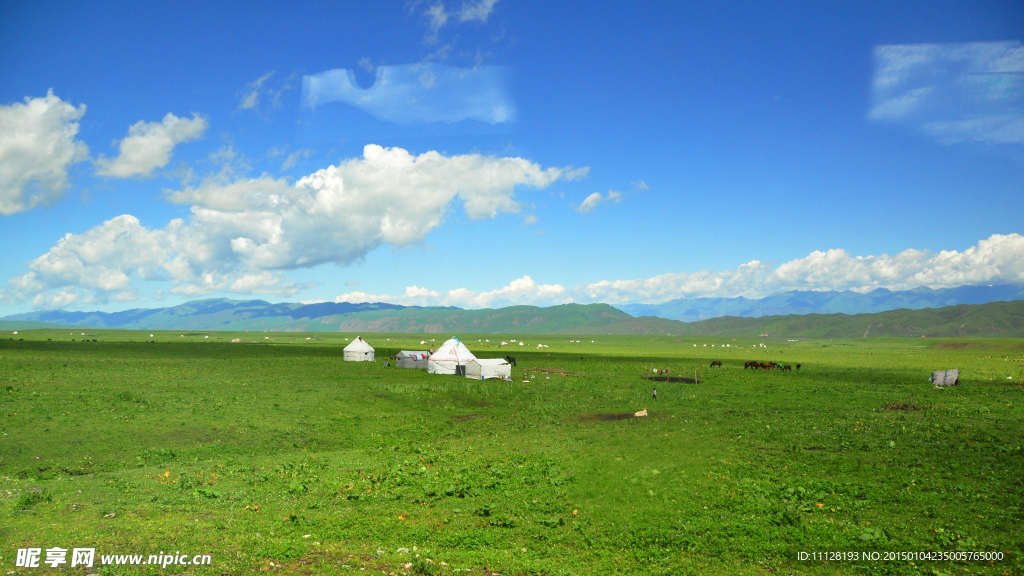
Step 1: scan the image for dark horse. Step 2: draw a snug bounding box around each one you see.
[796,364,801,372]
[710,361,722,367]
[781,365,792,371]
[504,355,517,367]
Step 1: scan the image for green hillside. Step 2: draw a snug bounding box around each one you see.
[0,320,89,331]
[674,300,1024,338]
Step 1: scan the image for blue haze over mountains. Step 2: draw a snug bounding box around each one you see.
[615,285,1024,322]
[2,285,1023,331]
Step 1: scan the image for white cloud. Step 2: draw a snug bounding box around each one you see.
[459,0,499,23]
[237,71,295,113]
[5,145,580,305]
[281,147,314,171]
[94,113,208,178]
[0,90,89,215]
[632,180,649,191]
[239,71,276,110]
[523,214,538,225]
[229,272,308,296]
[422,0,498,43]
[302,63,516,124]
[869,41,1024,144]
[331,275,566,308]
[576,190,621,214]
[577,233,1024,304]
[448,275,565,307]
[425,3,450,43]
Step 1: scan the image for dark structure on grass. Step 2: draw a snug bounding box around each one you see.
[930,369,960,386]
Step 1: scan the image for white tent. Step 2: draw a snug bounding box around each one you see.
[465,358,511,380]
[396,350,430,369]
[427,337,477,375]
[343,336,375,361]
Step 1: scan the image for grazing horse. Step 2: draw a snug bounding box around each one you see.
[710,361,722,368]
[504,355,517,367]
[782,365,792,371]
[744,361,757,369]
[795,364,801,371]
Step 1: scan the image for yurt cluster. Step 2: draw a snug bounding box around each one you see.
[342,336,512,380]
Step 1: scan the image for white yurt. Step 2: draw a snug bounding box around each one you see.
[427,337,477,375]
[465,358,512,380]
[396,350,430,369]
[343,336,375,361]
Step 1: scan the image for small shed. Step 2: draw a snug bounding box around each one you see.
[343,336,375,362]
[930,369,960,386]
[396,350,429,369]
[465,358,512,380]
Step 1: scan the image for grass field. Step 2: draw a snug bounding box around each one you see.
[2,329,1023,575]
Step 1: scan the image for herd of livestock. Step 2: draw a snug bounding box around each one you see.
[741,361,801,371]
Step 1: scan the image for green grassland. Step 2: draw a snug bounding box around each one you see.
[1,329,1022,575]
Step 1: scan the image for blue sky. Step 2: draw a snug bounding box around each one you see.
[1,0,1022,314]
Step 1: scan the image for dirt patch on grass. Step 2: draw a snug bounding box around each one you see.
[803,446,825,451]
[523,367,586,377]
[450,414,480,422]
[580,412,643,422]
[644,376,698,383]
[931,342,977,349]
[885,401,927,411]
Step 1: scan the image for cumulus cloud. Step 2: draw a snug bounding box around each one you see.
[576,190,621,214]
[869,41,1024,144]
[331,275,566,308]
[577,233,1024,304]
[0,90,89,215]
[4,145,580,306]
[94,113,208,178]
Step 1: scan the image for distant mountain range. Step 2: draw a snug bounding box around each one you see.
[616,284,1024,321]
[2,285,1024,338]
[667,300,1024,339]
[1,299,647,334]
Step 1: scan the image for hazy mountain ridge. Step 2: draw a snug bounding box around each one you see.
[669,300,1024,339]
[617,284,1024,321]
[4,292,1024,338]
[2,299,640,334]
